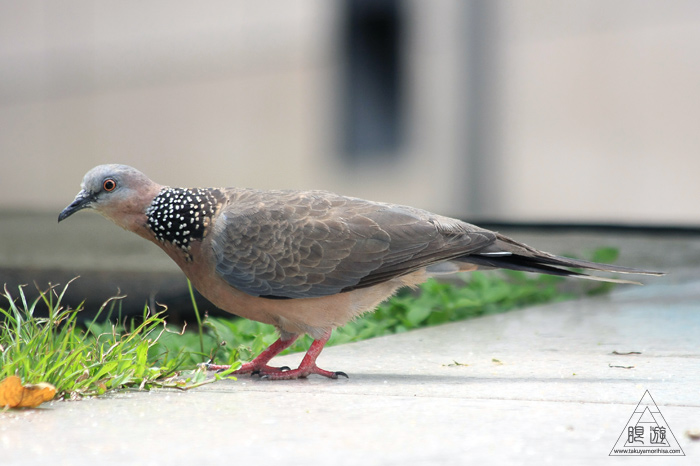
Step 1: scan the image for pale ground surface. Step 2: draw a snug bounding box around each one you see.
[1,214,699,465]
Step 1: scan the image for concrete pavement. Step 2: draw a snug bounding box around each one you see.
[1,267,698,465]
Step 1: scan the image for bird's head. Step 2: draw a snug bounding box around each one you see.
[59,164,163,231]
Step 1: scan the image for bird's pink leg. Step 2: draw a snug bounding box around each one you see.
[206,331,347,380]
[262,330,348,380]
[206,334,299,376]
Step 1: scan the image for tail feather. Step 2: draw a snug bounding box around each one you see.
[529,254,664,276]
[458,253,661,284]
[459,233,665,285]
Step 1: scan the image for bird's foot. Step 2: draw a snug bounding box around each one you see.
[261,363,348,380]
[202,331,346,380]
[203,361,290,376]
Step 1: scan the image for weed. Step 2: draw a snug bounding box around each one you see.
[0,282,236,400]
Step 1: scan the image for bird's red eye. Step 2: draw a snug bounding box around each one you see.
[103,179,117,192]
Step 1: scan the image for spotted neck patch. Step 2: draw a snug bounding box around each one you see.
[146,187,221,259]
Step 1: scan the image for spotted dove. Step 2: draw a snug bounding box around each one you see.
[58,165,663,379]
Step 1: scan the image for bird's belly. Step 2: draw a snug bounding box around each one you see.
[186,267,430,339]
[173,239,432,338]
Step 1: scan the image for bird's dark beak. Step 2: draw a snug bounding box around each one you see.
[58,190,95,222]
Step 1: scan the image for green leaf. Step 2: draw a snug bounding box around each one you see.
[405,303,432,327]
[590,247,619,264]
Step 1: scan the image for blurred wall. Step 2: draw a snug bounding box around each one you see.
[488,1,700,225]
[1,0,698,225]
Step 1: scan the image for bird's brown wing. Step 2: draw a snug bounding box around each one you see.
[209,189,495,299]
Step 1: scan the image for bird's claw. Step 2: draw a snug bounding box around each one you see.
[251,365,291,377]
[258,365,349,380]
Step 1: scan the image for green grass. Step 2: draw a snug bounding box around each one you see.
[1,247,620,400]
[0,281,237,401]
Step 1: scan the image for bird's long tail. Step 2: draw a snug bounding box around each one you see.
[458,234,665,285]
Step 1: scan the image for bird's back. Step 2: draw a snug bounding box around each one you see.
[207,188,496,299]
